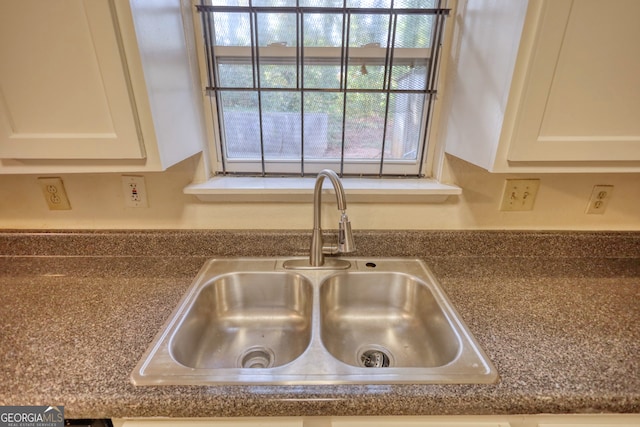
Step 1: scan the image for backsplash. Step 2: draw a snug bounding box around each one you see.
[1,229,638,258]
[1,156,640,230]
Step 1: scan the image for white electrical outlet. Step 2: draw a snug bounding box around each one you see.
[586,185,613,214]
[500,179,540,211]
[38,177,71,210]
[122,175,148,208]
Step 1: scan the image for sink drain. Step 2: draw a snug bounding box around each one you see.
[238,346,275,369]
[357,346,392,368]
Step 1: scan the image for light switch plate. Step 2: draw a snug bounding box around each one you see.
[500,179,540,211]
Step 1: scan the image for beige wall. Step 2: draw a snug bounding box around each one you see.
[1,154,638,230]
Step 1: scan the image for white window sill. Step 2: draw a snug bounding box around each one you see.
[184,176,461,203]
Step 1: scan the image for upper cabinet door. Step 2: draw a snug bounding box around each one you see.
[0,0,144,160]
[507,0,640,162]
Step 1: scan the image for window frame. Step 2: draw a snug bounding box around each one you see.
[190,0,453,183]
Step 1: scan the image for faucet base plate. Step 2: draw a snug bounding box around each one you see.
[283,258,351,270]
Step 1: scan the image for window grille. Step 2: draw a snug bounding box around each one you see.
[196,0,449,177]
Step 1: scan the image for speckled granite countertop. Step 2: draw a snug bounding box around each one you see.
[0,230,638,419]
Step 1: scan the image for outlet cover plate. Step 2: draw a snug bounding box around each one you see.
[122,175,148,208]
[586,185,613,214]
[38,177,71,210]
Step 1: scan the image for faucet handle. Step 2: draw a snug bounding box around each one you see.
[338,212,356,253]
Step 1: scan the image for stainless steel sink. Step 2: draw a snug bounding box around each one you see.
[320,272,460,368]
[170,272,313,369]
[132,258,498,385]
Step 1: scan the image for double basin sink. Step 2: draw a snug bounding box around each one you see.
[131,257,497,385]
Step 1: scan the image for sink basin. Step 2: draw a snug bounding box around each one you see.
[170,272,312,369]
[132,258,497,385]
[320,272,460,368]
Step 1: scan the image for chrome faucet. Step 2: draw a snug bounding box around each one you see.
[310,169,356,266]
[284,169,355,270]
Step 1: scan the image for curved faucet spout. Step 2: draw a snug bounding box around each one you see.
[313,169,347,230]
[309,169,355,267]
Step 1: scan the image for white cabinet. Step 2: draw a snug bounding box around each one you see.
[442,0,640,172]
[0,0,142,160]
[0,0,205,173]
[116,420,302,427]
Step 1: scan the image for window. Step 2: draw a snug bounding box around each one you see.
[195,0,449,178]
